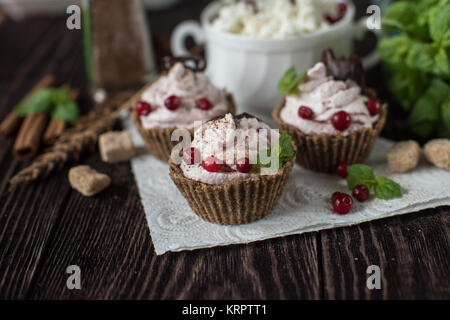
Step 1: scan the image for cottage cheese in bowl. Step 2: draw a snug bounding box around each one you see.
[211,0,343,39]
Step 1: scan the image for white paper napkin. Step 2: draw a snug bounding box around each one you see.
[123,118,450,255]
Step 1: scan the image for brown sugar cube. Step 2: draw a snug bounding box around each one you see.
[99,131,135,163]
[387,140,420,173]
[424,139,450,171]
[68,165,111,197]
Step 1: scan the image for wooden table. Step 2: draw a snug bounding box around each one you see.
[0,1,449,300]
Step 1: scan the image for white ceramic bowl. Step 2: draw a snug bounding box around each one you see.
[171,0,379,119]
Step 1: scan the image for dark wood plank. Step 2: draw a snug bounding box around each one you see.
[0,18,86,299]
[1,1,449,300]
[321,208,450,299]
[27,150,321,299]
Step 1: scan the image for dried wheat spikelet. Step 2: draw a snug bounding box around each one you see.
[8,91,136,191]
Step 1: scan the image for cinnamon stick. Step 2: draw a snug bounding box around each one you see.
[13,113,49,161]
[0,75,54,137]
[43,87,79,145]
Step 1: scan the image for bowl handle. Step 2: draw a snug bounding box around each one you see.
[170,20,206,56]
[353,15,382,69]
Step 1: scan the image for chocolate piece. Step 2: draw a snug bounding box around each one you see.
[161,56,206,73]
[387,140,420,173]
[68,166,111,197]
[99,131,135,163]
[321,48,365,89]
[424,139,450,171]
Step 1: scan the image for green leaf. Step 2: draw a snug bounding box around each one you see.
[374,177,403,200]
[429,2,450,45]
[378,35,412,67]
[277,67,297,94]
[257,134,296,169]
[433,47,450,77]
[387,65,429,110]
[288,72,307,94]
[405,42,436,74]
[442,98,450,131]
[277,68,307,95]
[51,100,79,124]
[278,133,296,163]
[257,148,272,168]
[383,1,429,40]
[409,78,450,137]
[14,88,55,116]
[405,42,450,78]
[385,1,418,30]
[346,164,377,190]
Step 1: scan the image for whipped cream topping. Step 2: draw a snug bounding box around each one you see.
[211,0,339,39]
[180,113,276,185]
[280,62,379,136]
[140,62,229,129]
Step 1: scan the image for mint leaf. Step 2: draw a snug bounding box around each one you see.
[442,99,450,131]
[346,164,376,190]
[257,148,272,168]
[15,88,54,116]
[374,177,403,200]
[385,1,417,30]
[429,2,450,45]
[257,134,296,169]
[378,35,412,67]
[433,47,450,78]
[387,65,429,111]
[287,71,307,95]
[405,42,436,75]
[52,100,79,124]
[277,68,307,95]
[278,133,296,163]
[277,67,297,94]
[409,78,449,137]
[14,87,79,123]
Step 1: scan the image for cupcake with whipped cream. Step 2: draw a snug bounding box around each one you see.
[273,49,387,173]
[169,113,296,224]
[131,59,236,161]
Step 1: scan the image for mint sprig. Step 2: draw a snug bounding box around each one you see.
[257,133,296,169]
[15,87,80,124]
[346,164,402,200]
[277,67,307,95]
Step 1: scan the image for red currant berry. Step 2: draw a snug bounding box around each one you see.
[366,98,380,116]
[164,95,181,111]
[337,162,349,178]
[196,98,213,110]
[325,2,347,24]
[202,155,222,172]
[332,111,352,131]
[183,147,200,165]
[352,184,370,202]
[332,192,353,215]
[332,192,341,203]
[236,157,251,173]
[136,101,151,116]
[298,106,314,119]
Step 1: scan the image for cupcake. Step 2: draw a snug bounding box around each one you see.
[169,113,296,225]
[131,60,236,162]
[273,49,387,173]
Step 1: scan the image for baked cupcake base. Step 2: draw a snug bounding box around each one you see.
[169,158,294,225]
[130,81,236,162]
[273,90,387,173]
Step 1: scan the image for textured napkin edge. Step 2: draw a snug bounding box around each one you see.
[122,117,450,255]
[149,197,450,254]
